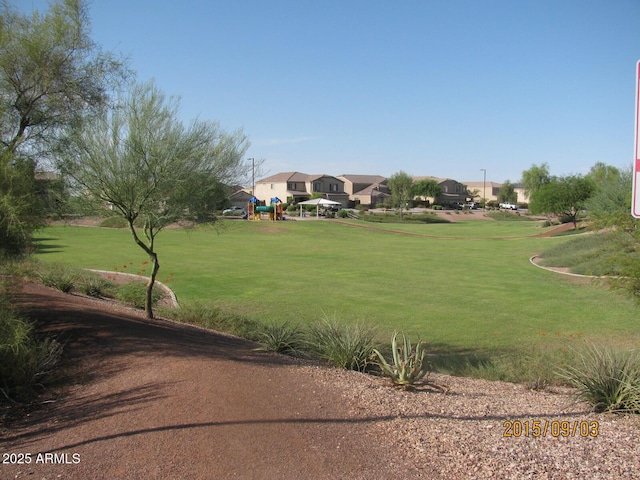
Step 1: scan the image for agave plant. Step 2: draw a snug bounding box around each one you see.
[372,332,431,389]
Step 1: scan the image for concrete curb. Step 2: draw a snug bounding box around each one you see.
[529,256,601,279]
[87,269,179,308]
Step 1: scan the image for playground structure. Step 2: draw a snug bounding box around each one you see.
[247,196,284,221]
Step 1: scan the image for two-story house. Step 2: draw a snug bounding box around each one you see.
[337,174,390,207]
[413,176,468,207]
[253,172,349,206]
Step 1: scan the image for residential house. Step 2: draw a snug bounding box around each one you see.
[464,181,503,204]
[337,174,390,207]
[228,187,253,209]
[253,172,349,206]
[512,183,531,204]
[464,181,531,205]
[413,176,468,207]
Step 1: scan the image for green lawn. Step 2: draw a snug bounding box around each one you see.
[34,219,640,353]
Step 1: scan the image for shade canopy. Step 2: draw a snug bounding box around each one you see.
[297,198,341,206]
[298,197,342,217]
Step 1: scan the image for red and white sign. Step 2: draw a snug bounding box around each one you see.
[633,61,640,218]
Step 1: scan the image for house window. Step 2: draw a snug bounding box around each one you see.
[288,182,297,190]
[329,183,339,192]
[313,182,322,192]
[270,183,274,190]
[443,186,448,193]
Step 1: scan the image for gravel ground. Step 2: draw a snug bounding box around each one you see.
[2,283,639,479]
[305,367,640,479]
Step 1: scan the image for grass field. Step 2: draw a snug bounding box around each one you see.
[34,218,640,360]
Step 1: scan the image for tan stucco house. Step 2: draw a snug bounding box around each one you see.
[253,172,349,206]
[337,174,390,207]
[413,176,468,207]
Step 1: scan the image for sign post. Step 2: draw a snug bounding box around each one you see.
[633,61,640,218]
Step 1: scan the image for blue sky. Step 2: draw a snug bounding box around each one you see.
[21,0,640,183]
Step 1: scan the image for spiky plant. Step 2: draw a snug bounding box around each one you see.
[372,332,431,389]
[256,322,304,355]
[557,345,640,414]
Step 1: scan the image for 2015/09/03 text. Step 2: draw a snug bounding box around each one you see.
[503,420,599,438]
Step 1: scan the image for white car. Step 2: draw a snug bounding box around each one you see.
[499,202,518,210]
[222,206,246,215]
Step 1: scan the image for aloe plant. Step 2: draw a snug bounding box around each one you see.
[372,332,430,388]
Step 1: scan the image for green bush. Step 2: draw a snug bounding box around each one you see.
[441,349,571,390]
[115,281,163,309]
[76,273,116,298]
[363,213,450,224]
[557,345,640,414]
[0,284,62,402]
[256,322,304,355]
[304,318,378,371]
[486,211,532,222]
[38,263,79,293]
[99,216,129,228]
[162,300,261,340]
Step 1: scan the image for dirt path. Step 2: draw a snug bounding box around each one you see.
[1,282,424,479]
[3,282,639,479]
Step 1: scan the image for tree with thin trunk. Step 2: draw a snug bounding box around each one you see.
[529,175,595,228]
[59,81,250,318]
[388,171,414,219]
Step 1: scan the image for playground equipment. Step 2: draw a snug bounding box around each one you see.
[247,196,284,221]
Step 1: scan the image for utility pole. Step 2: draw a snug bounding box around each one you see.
[480,168,486,210]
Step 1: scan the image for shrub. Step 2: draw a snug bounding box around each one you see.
[338,209,350,218]
[76,273,116,298]
[162,301,262,340]
[486,211,533,222]
[256,322,304,355]
[557,345,640,414]
[99,216,129,228]
[372,332,431,389]
[305,318,377,371]
[115,281,163,309]
[0,284,62,402]
[38,263,79,293]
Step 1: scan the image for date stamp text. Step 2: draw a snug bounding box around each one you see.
[503,420,599,438]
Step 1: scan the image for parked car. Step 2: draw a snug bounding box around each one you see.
[223,206,246,215]
[499,202,518,210]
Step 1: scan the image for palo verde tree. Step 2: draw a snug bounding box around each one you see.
[59,81,250,318]
[387,171,414,218]
[0,0,127,254]
[412,178,442,207]
[529,174,595,228]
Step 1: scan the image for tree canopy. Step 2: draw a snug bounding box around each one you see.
[497,180,517,204]
[520,163,552,199]
[0,0,127,255]
[529,175,595,227]
[413,178,442,206]
[387,171,414,218]
[59,81,250,318]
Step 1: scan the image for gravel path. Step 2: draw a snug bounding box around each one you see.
[1,282,639,479]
